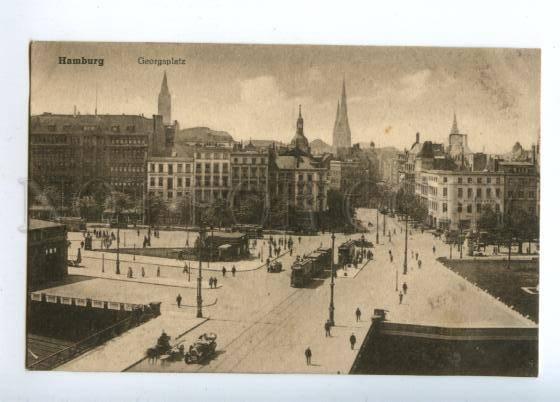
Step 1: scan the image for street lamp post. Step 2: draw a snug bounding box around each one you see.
[395,265,398,291]
[403,213,408,275]
[197,228,204,318]
[116,213,121,275]
[328,232,336,326]
[383,209,386,236]
[376,207,379,244]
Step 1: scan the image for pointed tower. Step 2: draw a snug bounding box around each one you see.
[290,105,310,154]
[450,111,459,135]
[158,71,171,125]
[332,78,352,150]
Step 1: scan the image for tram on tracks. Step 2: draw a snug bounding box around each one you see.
[290,247,332,287]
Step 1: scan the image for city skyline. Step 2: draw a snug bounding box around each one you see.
[31,42,540,155]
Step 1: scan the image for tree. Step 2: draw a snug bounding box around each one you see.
[146,193,167,226]
[478,204,499,232]
[233,193,265,224]
[395,188,427,223]
[201,198,232,229]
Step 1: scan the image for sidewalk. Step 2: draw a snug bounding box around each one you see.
[57,314,207,372]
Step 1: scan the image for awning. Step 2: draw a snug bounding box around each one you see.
[218,244,232,250]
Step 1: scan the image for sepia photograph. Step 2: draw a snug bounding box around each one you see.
[26,41,540,376]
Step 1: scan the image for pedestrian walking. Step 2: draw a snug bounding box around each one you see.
[324,320,331,337]
[214,277,218,288]
[209,277,213,288]
[433,245,436,254]
[355,307,361,322]
[232,265,236,277]
[222,266,226,277]
[415,252,419,261]
[298,236,301,244]
[350,333,356,350]
[403,282,408,295]
[305,347,312,365]
[157,266,160,277]
[399,291,404,304]
[141,266,145,277]
[127,267,133,278]
[390,254,394,263]
[176,293,182,308]
[418,259,422,269]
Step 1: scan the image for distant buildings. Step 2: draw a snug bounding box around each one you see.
[400,114,540,231]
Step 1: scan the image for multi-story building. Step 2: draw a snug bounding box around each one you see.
[147,155,194,201]
[269,107,329,229]
[499,161,539,217]
[29,113,167,210]
[415,168,505,231]
[230,142,269,208]
[29,73,175,216]
[192,146,231,206]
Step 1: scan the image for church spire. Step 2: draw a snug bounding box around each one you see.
[332,78,352,149]
[158,71,171,125]
[296,104,304,135]
[451,111,459,135]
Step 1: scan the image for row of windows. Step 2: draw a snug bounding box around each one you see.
[506,190,536,199]
[149,189,229,201]
[195,152,229,160]
[442,176,501,185]
[110,165,145,173]
[231,156,267,165]
[149,176,230,188]
[440,203,501,214]
[456,187,501,199]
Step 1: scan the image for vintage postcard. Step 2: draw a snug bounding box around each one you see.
[27,42,539,375]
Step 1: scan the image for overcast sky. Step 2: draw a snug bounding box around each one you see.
[30,42,540,153]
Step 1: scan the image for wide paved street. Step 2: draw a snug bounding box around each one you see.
[120,208,534,374]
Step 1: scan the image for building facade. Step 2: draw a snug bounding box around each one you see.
[30,113,167,212]
[269,107,329,229]
[230,142,269,209]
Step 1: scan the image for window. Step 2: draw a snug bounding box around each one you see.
[167,178,173,189]
[150,163,155,172]
[252,158,257,164]
[467,188,472,198]
[158,177,163,187]
[205,163,211,172]
[443,177,448,183]
[477,177,482,184]
[486,188,491,198]
[168,164,173,174]
[222,163,229,173]
[476,203,482,213]
[496,177,501,184]
[468,177,473,184]
[476,188,482,198]
[214,162,220,172]
[167,191,173,199]
[508,191,514,198]
[177,178,183,187]
[222,176,228,186]
[458,177,463,184]
[458,203,463,213]
[233,158,238,164]
[150,177,155,187]
[158,164,163,173]
[467,204,472,213]
[177,164,183,173]
[185,164,191,173]
[495,204,500,213]
[443,188,447,197]
[496,188,501,197]
[185,178,191,187]
[196,163,202,174]
[458,188,463,198]
[487,177,491,184]
[528,191,535,199]
[518,191,524,198]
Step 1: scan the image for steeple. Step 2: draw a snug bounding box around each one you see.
[291,104,310,154]
[451,111,459,135]
[332,78,352,149]
[158,71,172,125]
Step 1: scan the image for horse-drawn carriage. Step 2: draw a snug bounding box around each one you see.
[267,261,282,273]
[146,331,185,363]
[185,333,218,364]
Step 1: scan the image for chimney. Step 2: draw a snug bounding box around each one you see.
[73,105,77,117]
[532,144,537,165]
[416,132,420,144]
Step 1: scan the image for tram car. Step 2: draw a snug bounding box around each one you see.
[338,240,357,267]
[290,247,332,287]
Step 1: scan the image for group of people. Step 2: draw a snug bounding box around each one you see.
[221,265,236,277]
[208,277,219,288]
